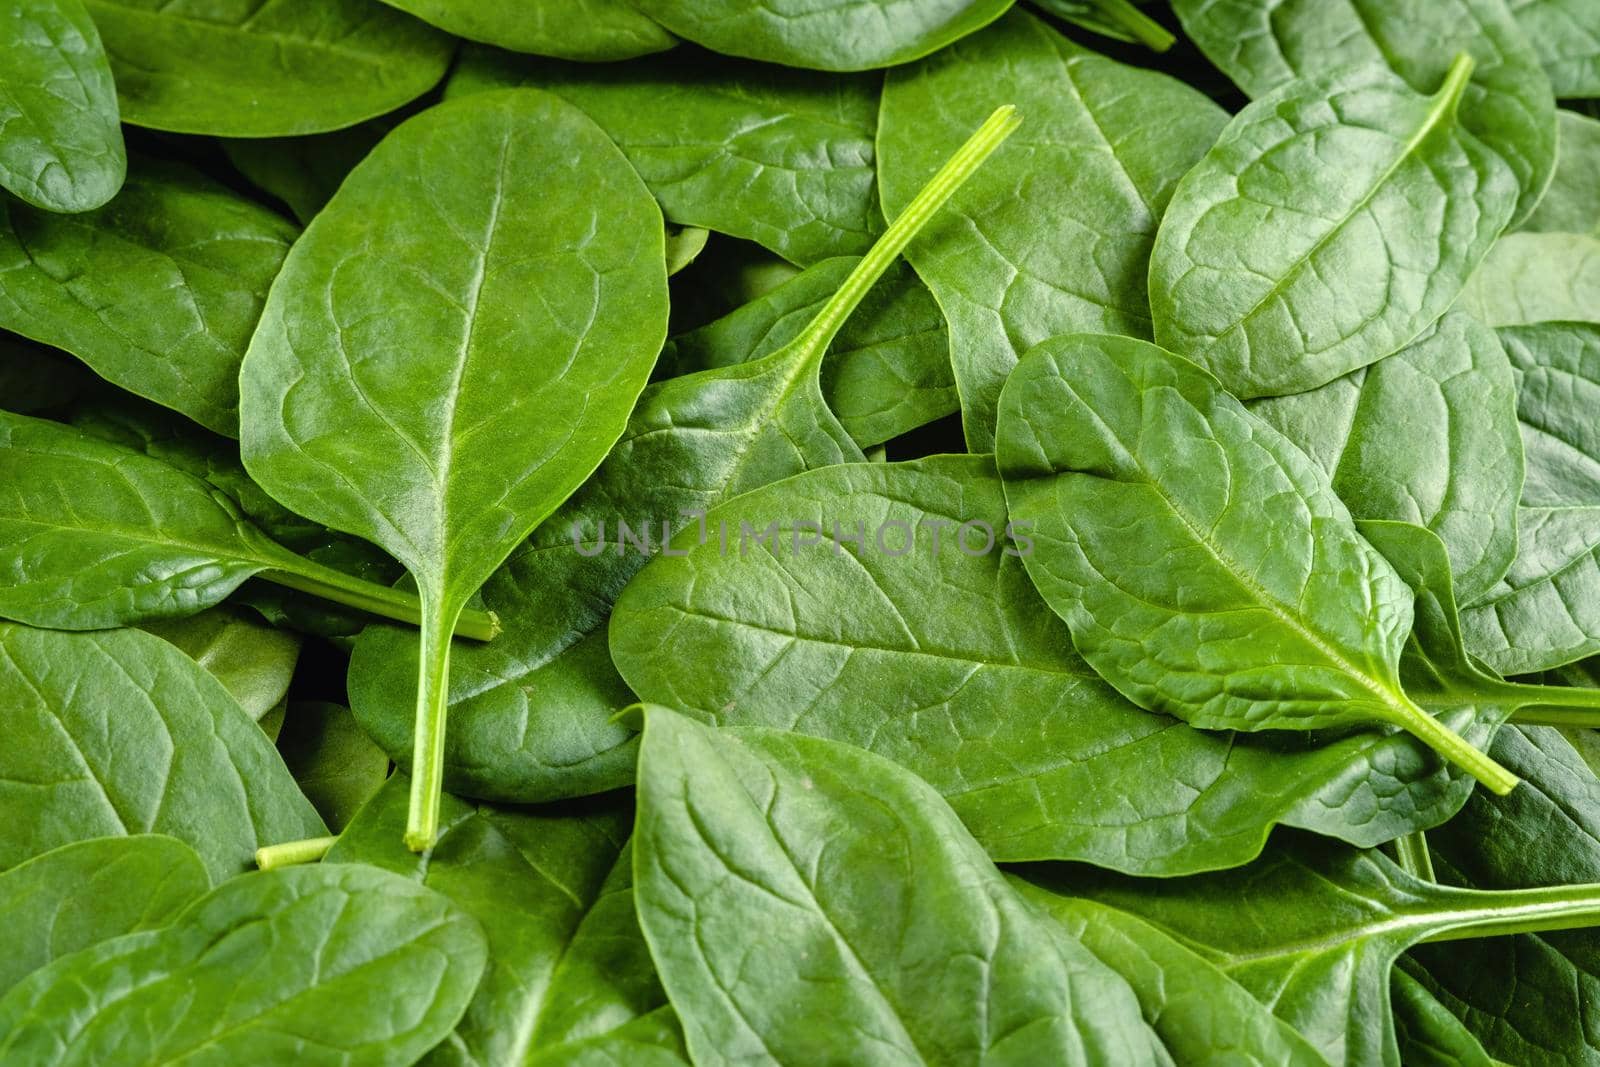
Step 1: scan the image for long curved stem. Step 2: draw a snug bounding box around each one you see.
[261,560,500,641]
[1391,695,1518,795]
[405,597,462,851]
[1424,881,1600,942]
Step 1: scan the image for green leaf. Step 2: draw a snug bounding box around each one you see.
[627,0,1011,71]
[1046,834,1600,1066]
[83,0,454,136]
[661,256,954,449]
[1460,232,1600,326]
[1519,110,1600,236]
[275,702,388,831]
[0,160,297,435]
[877,9,1227,447]
[141,607,300,722]
[1029,0,1175,51]
[995,333,1517,792]
[1169,0,1556,222]
[328,776,685,1067]
[0,0,124,212]
[345,105,1015,812]
[0,835,208,997]
[1463,506,1600,673]
[0,411,491,637]
[1010,884,1329,1065]
[446,45,882,266]
[1406,725,1600,1065]
[0,863,487,1066]
[220,113,400,225]
[1150,56,1520,398]
[610,456,1507,875]
[1390,964,1497,1067]
[0,624,326,879]
[1501,321,1600,507]
[240,89,670,848]
[1251,311,1524,605]
[632,705,1172,1065]
[1508,0,1600,97]
[377,0,674,60]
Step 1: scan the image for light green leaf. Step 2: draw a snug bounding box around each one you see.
[1519,110,1600,236]
[446,45,881,266]
[0,0,124,212]
[240,89,670,848]
[1501,321,1600,507]
[995,333,1516,792]
[1461,232,1600,326]
[141,607,300,722]
[0,624,326,879]
[83,0,453,136]
[878,9,1227,446]
[0,863,487,1066]
[1508,0,1600,97]
[1464,505,1600,674]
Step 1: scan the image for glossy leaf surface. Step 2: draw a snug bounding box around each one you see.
[378,0,674,60]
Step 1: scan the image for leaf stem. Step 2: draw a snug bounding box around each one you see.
[405,599,461,851]
[1424,881,1600,942]
[1391,696,1518,795]
[260,561,500,642]
[1391,831,1436,881]
[1501,681,1600,727]
[255,836,337,870]
[794,105,1021,370]
[1089,0,1176,51]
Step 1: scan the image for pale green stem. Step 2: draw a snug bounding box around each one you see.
[261,560,500,642]
[405,599,462,851]
[1512,707,1600,728]
[1089,0,1176,51]
[1392,695,1518,795]
[1423,881,1600,942]
[1392,831,1436,882]
[256,836,337,870]
[793,105,1021,371]
[1501,681,1600,727]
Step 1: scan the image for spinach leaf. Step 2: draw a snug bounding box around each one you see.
[663,224,707,276]
[661,256,954,448]
[995,333,1517,792]
[0,160,297,435]
[1169,0,1557,222]
[220,113,400,225]
[377,0,674,60]
[877,9,1227,446]
[0,624,325,878]
[1508,0,1600,97]
[275,702,388,831]
[0,863,486,1066]
[1010,883,1328,1065]
[141,606,300,722]
[1407,725,1600,1065]
[0,835,208,997]
[1251,312,1524,605]
[345,105,1017,811]
[1029,0,1175,51]
[1039,834,1600,1066]
[1390,965,1498,1067]
[240,89,670,849]
[446,45,881,265]
[1502,321,1600,507]
[627,0,1011,71]
[1460,232,1600,326]
[328,776,686,1067]
[1519,110,1600,236]
[0,411,493,637]
[83,0,453,136]
[1150,56,1519,398]
[610,456,1508,875]
[0,0,124,213]
[631,705,1172,1064]
[1463,506,1600,673]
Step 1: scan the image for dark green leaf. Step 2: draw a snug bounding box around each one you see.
[628,0,1011,71]
[994,333,1516,792]
[1169,0,1556,222]
[0,835,208,997]
[0,624,326,878]
[275,702,388,831]
[1149,57,1519,398]
[328,777,685,1067]
[1390,963,1497,1067]
[633,705,1172,1064]
[0,863,487,1066]
[84,0,454,136]
[0,0,124,212]
[241,89,669,847]
[0,160,297,434]
[220,113,400,225]
[377,0,674,60]
[878,9,1227,446]
[1251,311,1524,605]
[447,45,881,265]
